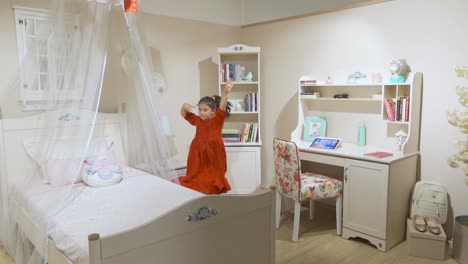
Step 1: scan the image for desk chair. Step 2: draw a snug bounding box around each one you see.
[273,138,343,242]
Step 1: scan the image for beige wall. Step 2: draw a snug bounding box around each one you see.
[139,14,241,162]
[241,0,468,217]
[0,0,20,116]
[140,0,242,26]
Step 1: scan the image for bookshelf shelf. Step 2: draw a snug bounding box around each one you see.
[224,142,262,147]
[221,81,259,85]
[300,83,381,87]
[218,44,262,194]
[300,96,381,102]
[230,111,259,114]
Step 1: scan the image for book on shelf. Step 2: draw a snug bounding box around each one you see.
[384,98,396,121]
[364,151,393,158]
[222,128,240,143]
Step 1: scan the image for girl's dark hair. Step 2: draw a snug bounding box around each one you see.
[198,95,232,118]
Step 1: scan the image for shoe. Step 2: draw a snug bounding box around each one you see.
[413,215,427,232]
[425,216,441,235]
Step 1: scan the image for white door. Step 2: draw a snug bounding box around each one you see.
[225,146,261,194]
[343,159,389,239]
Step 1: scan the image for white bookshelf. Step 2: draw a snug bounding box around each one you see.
[217,44,262,194]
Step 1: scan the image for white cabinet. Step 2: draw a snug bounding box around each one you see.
[225,147,261,194]
[343,160,389,239]
[342,156,418,252]
[218,44,262,194]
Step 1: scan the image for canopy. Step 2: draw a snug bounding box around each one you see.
[0,0,179,262]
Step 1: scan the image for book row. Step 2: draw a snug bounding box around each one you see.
[384,96,410,122]
[220,63,245,82]
[221,123,259,143]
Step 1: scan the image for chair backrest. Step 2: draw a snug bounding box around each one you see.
[273,138,301,201]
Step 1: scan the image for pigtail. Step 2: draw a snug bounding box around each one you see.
[212,95,232,118]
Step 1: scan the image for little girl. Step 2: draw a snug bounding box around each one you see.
[178,80,234,194]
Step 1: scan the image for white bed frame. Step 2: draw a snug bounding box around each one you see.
[0,111,275,264]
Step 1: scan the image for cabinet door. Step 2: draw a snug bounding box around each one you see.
[343,159,389,239]
[225,147,261,194]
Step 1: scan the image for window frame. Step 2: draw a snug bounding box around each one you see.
[14,6,80,111]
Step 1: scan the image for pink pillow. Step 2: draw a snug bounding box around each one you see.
[43,159,84,187]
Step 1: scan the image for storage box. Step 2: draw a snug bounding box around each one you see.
[407,218,447,260]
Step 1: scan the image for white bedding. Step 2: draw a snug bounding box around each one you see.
[11,167,203,264]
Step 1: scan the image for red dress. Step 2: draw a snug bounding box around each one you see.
[179,107,231,194]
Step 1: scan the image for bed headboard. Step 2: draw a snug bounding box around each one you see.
[0,112,126,190]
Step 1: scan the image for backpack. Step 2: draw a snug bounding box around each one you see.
[410,181,448,224]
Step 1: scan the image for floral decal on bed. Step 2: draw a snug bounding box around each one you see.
[186,206,218,222]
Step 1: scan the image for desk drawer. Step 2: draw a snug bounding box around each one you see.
[299,152,345,167]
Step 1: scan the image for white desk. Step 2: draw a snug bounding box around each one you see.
[294,140,418,252]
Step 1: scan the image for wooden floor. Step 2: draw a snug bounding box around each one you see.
[0,246,13,264]
[276,202,457,264]
[0,202,457,264]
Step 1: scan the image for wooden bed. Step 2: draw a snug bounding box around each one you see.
[0,112,275,264]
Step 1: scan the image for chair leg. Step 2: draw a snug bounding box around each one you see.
[275,192,281,229]
[292,201,301,242]
[336,196,343,236]
[309,199,315,220]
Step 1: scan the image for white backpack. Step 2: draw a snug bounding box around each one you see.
[410,181,448,224]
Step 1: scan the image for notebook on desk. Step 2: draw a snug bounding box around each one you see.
[364,151,393,158]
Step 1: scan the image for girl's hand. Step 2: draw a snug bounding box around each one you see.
[183,103,196,112]
[181,102,196,116]
[224,79,234,95]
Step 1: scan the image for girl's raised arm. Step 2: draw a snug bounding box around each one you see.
[220,79,234,111]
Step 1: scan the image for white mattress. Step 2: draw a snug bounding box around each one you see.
[11,167,203,264]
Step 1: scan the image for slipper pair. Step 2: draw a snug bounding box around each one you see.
[414,215,441,235]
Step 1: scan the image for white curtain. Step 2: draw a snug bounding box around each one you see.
[0,0,179,263]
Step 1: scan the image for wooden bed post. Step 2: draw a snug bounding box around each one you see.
[88,233,102,264]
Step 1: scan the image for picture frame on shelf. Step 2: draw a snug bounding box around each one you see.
[303,116,327,142]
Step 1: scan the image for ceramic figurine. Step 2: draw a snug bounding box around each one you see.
[242,72,253,81]
[389,59,410,83]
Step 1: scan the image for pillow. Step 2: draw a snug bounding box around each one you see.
[82,150,123,188]
[23,136,113,183]
[44,159,84,187]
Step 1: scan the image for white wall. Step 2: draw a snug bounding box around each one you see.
[241,0,468,218]
[240,0,388,25]
[140,0,242,26]
[0,0,20,115]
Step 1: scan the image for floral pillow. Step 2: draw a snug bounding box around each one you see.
[82,150,123,188]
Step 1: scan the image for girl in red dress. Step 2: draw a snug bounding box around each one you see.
[178,80,234,194]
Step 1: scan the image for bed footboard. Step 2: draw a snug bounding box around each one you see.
[88,190,276,264]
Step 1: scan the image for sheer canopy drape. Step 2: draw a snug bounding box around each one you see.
[0,0,178,263]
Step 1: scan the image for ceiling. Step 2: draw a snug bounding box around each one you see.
[139,0,390,27]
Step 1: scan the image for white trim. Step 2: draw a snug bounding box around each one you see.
[12,6,49,14]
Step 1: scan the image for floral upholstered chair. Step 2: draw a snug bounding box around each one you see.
[273,138,343,242]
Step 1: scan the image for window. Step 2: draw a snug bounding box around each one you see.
[14,7,78,110]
